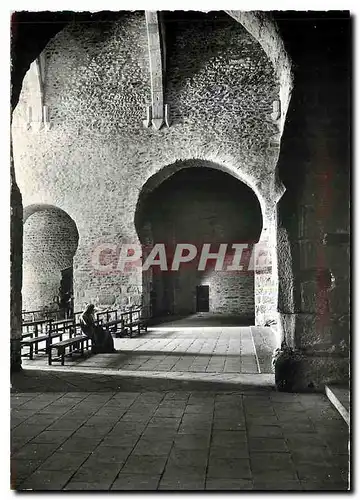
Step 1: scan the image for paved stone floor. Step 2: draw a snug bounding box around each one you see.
[22,325,276,374]
[11,376,349,491]
[13,322,349,491]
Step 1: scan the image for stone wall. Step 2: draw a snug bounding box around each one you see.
[12,11,281,319]
[10,150,23,371]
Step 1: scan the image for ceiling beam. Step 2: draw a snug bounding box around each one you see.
[143,11,170,130]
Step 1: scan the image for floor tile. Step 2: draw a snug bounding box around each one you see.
[11,459,43,487]
[159,476,205,490]
[212,431,248,447]
[168,448,208,467]
[17,469,74,491]
[253,480,302,491]
[40,451,90,471]
[111,474,161,490]
[207,457,252,479]
[249,437,289,452]
[30,430,74,444]
[209,445,250,459]
[248,425,284,438]
[213,419,246,431]
[58,436,103,453]
[64,481,114,490]
[86,446,132,463]
[132,438,174,456]
[154,407,184,418]
[205,478,254,490]
[12,442,60,461]
[300,480,349,491]
[121,455,168,475]
[71,463,123,483]
[173,434,210,450]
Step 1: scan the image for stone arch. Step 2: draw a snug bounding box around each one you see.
[135,159,269,238]
[134,159,279,329]
[11,10,293,371]
[22,204,79,314]
[224,11,293,345]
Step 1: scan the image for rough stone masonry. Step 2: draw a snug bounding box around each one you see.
[12,11,284,324]
[11,10,350,390]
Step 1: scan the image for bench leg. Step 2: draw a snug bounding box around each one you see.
[81,341,84,356]
[61,352,65,366]
[48,348,52,365]
[29,344,34,360]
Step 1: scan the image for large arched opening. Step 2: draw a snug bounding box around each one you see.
[22,204,79,316]
[10,9,293,370]
[135,160,263,323]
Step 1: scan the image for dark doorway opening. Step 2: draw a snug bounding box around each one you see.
[60,267,74,318]
[196,285,209,312]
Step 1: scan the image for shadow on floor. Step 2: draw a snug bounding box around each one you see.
[149,313,254,327]
[11,369,275,393]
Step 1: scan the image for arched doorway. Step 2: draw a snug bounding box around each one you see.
[22,204,79,317]
[135,161,263,322]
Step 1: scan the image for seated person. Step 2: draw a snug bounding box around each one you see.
[79,304,116,354]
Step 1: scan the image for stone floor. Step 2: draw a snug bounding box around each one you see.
[12,321,350,491]
[11,378,349,491]
[22,325,276,375]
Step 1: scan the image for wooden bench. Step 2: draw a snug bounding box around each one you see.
[21,318,84,361]
[96,309,119,325]
[48,334,91,366]
[74,306,150,340]
[121,308,148,338]
[48,320,92,365]
[51,318,76,335]
[22,318,50,340]
[22,308,64,323]
[21,331,65,360]
[101,318,124,338]
[21,320,68,360]
[96,309,122,336]
[73,311,84,324]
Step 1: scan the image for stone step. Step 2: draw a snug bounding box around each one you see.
[325,384,350,426]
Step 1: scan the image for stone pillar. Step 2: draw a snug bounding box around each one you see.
[254,201,280,344]
[276,196,349,392]
[10,147,23,372]
[139,221,153,315]
[277,225,295,348]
